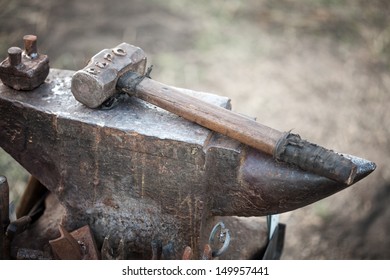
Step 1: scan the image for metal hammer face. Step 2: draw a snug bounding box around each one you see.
[71,43,147,108]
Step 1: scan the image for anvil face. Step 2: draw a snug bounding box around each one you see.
[0,69,375,259]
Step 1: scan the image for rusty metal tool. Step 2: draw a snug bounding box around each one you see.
[6,216,32,240]
[0,69,376,259]
[49,224,99,260]
[0,176,10,259]
[0,35,49,90]
[71,43,356,185]
[6,191,46,240]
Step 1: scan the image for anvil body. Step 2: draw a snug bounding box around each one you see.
[0,69,375,259]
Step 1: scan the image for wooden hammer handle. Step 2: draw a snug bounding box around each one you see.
[118,72,356,185]
[119,73,282,154]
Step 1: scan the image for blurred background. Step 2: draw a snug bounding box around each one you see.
[1,0,389,259]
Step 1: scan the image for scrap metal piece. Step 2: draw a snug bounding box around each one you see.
[49,225,83,260]
[50,224,99,260]
[69,225,100,260]
[0,35,49,90]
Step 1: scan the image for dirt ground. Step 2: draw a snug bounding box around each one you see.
[1,0,389,259]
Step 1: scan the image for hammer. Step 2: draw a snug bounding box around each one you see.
[71,43,357,185]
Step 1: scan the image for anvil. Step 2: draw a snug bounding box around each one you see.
[0,69,375,259]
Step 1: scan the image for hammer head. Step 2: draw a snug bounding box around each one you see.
[71,43,147,108]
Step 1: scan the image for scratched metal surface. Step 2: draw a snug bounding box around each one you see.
[0,68,230,145]
[0,69,375,259]
[0,68,235,259]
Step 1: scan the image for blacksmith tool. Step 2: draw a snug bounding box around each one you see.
[0,69,375,259]
[0,35,49,90]
[72,43,358,185]
[6,191,46,240]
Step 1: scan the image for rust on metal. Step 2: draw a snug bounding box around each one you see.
[49,225,83,260]
[0,69,376,259]
[69,225,100,260]
[71,42,365,185]
[8,192,63,259]
[0,35,49,90]
[6,216,32,240]
[49,224,99,260]
[71,43,146,108]
[23,35,38,59]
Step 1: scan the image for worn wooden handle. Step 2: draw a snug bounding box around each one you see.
[118,72,356,185]
[119,72,283,154]
[274,133,357,185]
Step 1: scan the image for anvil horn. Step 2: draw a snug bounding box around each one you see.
[0,69,375,258]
